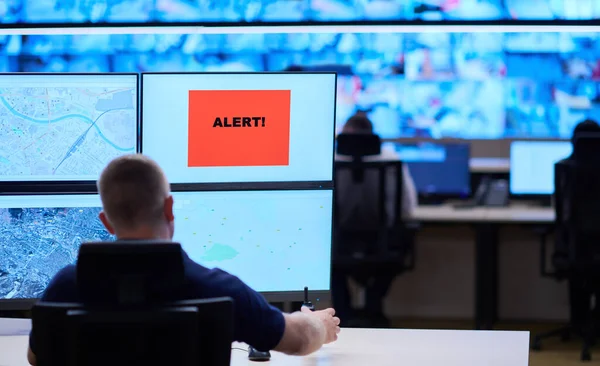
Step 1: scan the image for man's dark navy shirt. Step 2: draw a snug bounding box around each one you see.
[29,250,285,353]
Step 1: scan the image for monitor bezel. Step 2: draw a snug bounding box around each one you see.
[139,71,338,186]
[0,188,334,309]
[0,72,140,189]
[508,140,572,198]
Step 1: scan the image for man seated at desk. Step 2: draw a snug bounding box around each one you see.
[333,113,417,326]
[27,154,341,365]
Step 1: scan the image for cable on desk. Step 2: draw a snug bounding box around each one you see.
[232,347,249,353]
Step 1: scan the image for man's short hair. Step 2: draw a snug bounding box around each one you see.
[343,112,374,134]
[97,154,170,229]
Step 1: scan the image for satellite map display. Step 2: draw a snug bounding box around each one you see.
[0,74,137,181]
[0,197,112,299]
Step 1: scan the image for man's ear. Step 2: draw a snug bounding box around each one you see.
[99,211,115,235]
[164,195,174,222]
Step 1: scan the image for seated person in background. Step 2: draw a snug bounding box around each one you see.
[335,112,418,220]
[554,118,600,331]
[555,118,600,236]
[333,113,417,326]
[28,154,340,366]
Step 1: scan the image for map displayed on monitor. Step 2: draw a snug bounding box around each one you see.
[173,190,333,293]
[0,194,111,299]
[0,74,138,182]
[0,190,333,299]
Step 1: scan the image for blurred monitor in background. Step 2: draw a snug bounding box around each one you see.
[22,0,153,23]
[383,142,471,197]
[412,0,505,20]
[510,141,573,195]
[506,0,600,20]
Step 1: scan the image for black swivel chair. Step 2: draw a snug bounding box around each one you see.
[31,241,234,366]
[533,134,600,361]
[333,134,416,326]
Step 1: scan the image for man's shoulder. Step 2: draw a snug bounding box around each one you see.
[183,256,247,295]
[49,265,77,286]
[41,265,78,301]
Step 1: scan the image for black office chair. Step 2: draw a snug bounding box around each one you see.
[533,134,600,361]
[31,241,234,366]
[333,134,416,327]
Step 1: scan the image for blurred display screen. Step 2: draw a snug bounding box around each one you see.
[382,142,471,196]
[2,0,600,23]
[2,31,600,138]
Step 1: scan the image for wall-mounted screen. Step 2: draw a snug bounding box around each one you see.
[2,31,599,139]
[2,0,600,23]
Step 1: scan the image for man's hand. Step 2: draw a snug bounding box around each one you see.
[301,306,341,343]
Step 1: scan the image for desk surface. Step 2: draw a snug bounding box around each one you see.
[410,203,554,224]
[0,319,529,366]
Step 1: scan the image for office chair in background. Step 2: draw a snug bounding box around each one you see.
[533,134,600,361]
[333,134,416,327]
[31,242,234,366]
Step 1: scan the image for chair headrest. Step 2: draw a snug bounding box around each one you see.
[336,133,381,159]
[76,241,185,305]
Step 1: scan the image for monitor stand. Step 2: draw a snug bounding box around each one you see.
[248,346,271,361]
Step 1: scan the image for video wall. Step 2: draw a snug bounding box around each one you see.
[1,31,599,139]
[2,0,600,23]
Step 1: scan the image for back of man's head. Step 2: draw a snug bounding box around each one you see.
[342,113,374,134]
[572,119,600,143]
[97,154,171,235]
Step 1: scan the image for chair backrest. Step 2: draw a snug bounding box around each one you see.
[336,133,381,183]
[336,133,381,158]
[32,297,234,366]
[334,160,403,231]
[76,241,185,306]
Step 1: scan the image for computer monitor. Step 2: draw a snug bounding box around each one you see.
[141,72,337,185]
[384,142,471,197]
[0,190,332,307]
[172,190,332,299]
[510,141,572,195]
[0,73,138,182]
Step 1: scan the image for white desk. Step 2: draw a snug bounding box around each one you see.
[0,318,31,336]
[485,204,555,223]
[408,203,554,330]
[0,322,529,366]
[409,203,554,224]
[410,205,489,222]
